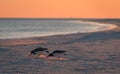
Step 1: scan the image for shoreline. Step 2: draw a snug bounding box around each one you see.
[0,19,119,40]
[0,19,117,40]
[0,19,119,46]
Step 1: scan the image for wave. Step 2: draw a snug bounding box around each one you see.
[0,20,117,39]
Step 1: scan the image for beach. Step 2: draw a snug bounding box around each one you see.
[0,19,120,74]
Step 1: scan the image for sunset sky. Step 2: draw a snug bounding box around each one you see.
[0,0,120,18]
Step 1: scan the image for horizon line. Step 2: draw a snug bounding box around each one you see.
[0,17,120,19]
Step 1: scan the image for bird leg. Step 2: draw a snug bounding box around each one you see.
[57,54,62,59]
[29,53,32,57]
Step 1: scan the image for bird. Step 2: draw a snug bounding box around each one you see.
[29,47,49,57]
[47,50,66,58]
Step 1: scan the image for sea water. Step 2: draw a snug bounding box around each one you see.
[0,19,117,39]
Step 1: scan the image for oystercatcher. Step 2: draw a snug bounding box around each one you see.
[47,50,66,58]
[29,47,49,57]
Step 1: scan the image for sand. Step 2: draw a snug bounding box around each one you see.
[0,19,120,74]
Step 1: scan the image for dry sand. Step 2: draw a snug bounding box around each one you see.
[0,19,120,74]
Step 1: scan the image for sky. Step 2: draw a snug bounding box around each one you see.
[0,0,120,18]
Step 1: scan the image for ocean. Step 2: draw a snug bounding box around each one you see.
[0,19,117,39]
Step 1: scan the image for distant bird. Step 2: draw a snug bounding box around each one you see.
[47,50,66,58]
[29,47,49,57]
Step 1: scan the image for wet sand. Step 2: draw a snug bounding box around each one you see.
[0,19,120,74]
